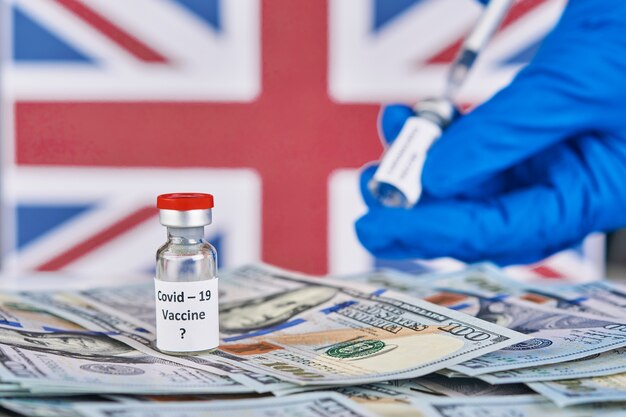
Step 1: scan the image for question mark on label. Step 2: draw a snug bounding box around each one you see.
[179,328,186,339]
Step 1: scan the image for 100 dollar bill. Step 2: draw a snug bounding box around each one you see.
[345,266,626,378]
[346,265,626,376]
[407,374,531,397]
[0,293,247,395]
[478,347,626,384]
[74,392,378,417]
[415,264,622,317]
[18,289,292,394]
[48,264,528,386]
[423,292,626,375]
[528,372,626,407]
[206,264,527,385]
[409,394,626,417]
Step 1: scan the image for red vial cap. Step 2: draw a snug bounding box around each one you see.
[157,193,214,211]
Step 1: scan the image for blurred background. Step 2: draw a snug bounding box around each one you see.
[1,0,623,281]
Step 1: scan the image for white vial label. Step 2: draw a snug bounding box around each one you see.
[373,116,442,206]
[154,278,219,353]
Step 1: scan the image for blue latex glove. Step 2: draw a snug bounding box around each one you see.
[356,0,626,265]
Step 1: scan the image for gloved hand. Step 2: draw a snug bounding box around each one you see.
[356,0,626,265]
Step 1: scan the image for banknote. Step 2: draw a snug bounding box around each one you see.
[0,342,249,395]
[100,393,265,403]
[78,283,156,331]
[19,290,154,343]
[345,266,626,377]
[271,379,439,399]
[336,383,437,402]
[209,264,527,385]
[386,379,440,395]
[528,372,626,407]
[420,291,626,375]
[1,396,109,417]
[334,384,434,417]
[478,347,626,384]
[343,270,436,299]
[18,289,293,394]
[435,369,469,379]
[270,384,339,397]
[56,264,527,386]
[416,264,622,317]
[409,394,626,417]
[0,292,248,395]
[74,392,379,417]
[417,263,528,296]
[549,280,626,317]
[271,382,438,417]
[408,374,532,397]
[0,292,88,333]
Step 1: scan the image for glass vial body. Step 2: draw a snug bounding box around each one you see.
[155,226,219,355]
[369,98,458,208]
[156,227,217,284]
[155,193,219,356]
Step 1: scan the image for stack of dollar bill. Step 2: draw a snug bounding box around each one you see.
[1,263,626,416]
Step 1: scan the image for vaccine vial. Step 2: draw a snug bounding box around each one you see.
[155,193,219,355]
[369,98,459,208]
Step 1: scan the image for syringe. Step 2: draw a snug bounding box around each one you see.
[369,0,514,208]
[446,0,514,99]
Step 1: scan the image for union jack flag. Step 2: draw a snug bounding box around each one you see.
[2,0,601,281]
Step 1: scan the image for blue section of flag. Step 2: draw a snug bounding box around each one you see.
[169,0,221,31]
[17,204,92,249]
[12,7,93,63]
[372,0,423,32]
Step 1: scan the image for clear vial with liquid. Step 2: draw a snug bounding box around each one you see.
[155,193,220,355]
[369,98,458,208]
